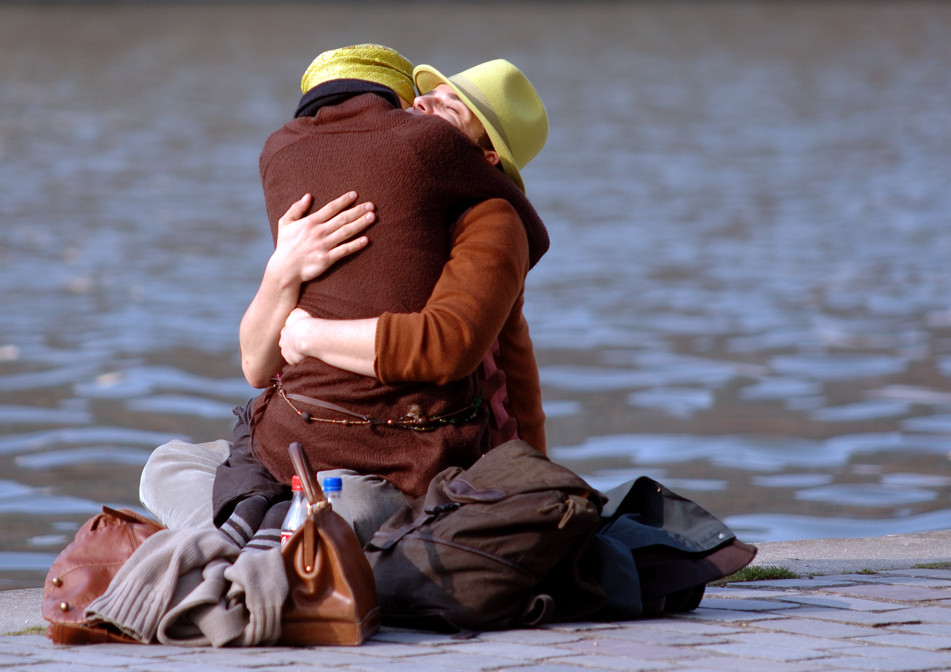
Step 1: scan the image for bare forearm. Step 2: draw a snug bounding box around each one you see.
[281,313,379,378]
[239,260,300,387]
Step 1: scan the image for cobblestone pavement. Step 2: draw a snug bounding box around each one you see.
[3,567,951,671]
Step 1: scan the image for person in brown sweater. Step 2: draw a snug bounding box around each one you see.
[276,61,549,458]
[140,48,551,546]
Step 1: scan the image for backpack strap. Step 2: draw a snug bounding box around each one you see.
[520,594,555,627]
[368,502,461,551]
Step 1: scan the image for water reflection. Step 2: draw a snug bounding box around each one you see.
[549,433,950,472]
[728,510,951,544]
[1,2,950,588]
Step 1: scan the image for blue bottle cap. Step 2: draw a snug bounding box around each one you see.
[322,476,342,492]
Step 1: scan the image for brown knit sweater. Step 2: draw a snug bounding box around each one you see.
[252,94,547,497]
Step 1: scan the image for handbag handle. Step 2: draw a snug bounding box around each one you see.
[288,442,325,505]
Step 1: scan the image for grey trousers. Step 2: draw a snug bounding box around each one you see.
[139,438,410,546]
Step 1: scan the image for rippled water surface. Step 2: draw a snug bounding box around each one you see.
[2,2,950,589]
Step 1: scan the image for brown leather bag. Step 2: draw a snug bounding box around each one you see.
[278,442,380,646]
[43,506,164,644]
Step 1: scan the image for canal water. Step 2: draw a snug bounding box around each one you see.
[1,2,950,589]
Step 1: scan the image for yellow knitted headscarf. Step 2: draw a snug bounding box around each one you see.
[300,44,414,104]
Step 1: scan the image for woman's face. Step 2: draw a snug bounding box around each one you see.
[408,84,486,145]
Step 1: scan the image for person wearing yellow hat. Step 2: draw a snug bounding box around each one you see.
[411,59,548,193]
[140,47,552,548]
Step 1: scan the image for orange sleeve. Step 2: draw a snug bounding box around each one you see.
[495,293,546,453]
[375,198,529,385]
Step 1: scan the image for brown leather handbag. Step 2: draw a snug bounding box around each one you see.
[43,506,164,644]
[278,442,380,646]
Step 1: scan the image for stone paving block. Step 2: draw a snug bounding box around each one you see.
[497,662,667,672]
[819,654,951,671]
[698,597,801,612]
[0,642,151,667]
[820,639,894,655]
[0,634,55,653]
[693,642,829,662]
[335,640,446,658]
[825,583,951,602]
[744,616,881,639]
[883,569,951,581]
[248,663,392,672]
[473,628,584,646]
[556,637,703,661]
[219,647,377,667]
[450,649,592,672]
[4,664,125,672]
[638,618,746,636]
[675,607,783,623]
[731,578,857,590]
[711,630,852,653]
[578,623,694,641]
[593,627,725,647]
[802,668,879,672]
[674,656,827,672]
[817,574,890,584]
[785,606,923,626]
[879,606,951,623]
[704,586,799,599]
[349,650,542,671]
[776,594,909,611]
[824,643,951,668]
[541,621,622,633]
[896,622,951,636]
[214,646,434,668]
[442,641,564,661]
[0,642,57,664]
[289,660,432,672]
[370,628,458,645]
[544,652,680,671]
[159,649,317,668]
[790,607,921,628]
[138,663,291,672]
[836,575,951,588]
[856,632,951,651]
[0,652,30,665]
[84,642,196,658]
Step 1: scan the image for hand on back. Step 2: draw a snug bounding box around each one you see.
[271,192,376,285]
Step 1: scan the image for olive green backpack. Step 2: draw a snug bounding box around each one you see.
[365,440,606,632]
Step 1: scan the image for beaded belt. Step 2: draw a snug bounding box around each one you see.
[276,382,482,433]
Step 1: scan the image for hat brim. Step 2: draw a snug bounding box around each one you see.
[414,64,525,192]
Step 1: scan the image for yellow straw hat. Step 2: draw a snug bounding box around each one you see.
[300,44,414,104]
[414,59,548,192]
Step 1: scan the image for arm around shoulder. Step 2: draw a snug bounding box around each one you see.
[375,198,530,385]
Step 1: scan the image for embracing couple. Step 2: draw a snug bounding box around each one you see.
[140,44,552,547]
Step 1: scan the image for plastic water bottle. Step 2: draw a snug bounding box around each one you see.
[322,476,353,529]
[281,475,307,547]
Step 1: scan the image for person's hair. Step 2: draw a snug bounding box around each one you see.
[476,132,505,174]
[476,131,494,153]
